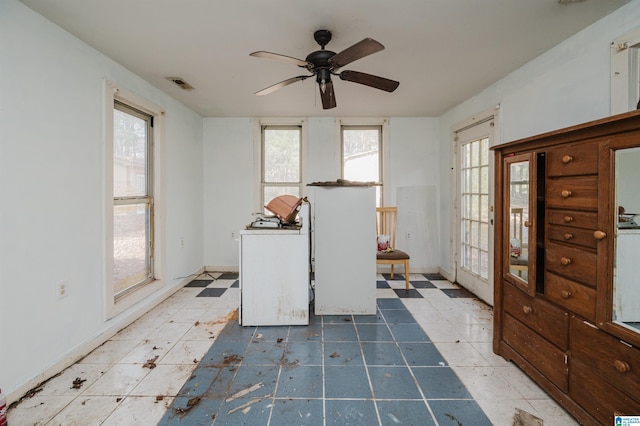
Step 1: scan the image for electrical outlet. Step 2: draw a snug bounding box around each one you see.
[180,238,185,249]
[231,232,236,239]
[56,281,68,300]
[406,232,412,240]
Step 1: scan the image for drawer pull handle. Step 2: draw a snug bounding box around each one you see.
[524,220,531,228]
[561,290,571,299]
[564,216,574,223]
[614,360,630,373]
[562,155,573,164]
[560,257,572,266]
[594,230,607,240]
[522,306,533,315]
[561,190,572,198]
[564,233,573,240]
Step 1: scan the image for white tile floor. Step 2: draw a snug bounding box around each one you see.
[7,273,579,425]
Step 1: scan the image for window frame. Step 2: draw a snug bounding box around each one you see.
[104,80,165,319]
[112,100,155,299]
[254,118,307,212]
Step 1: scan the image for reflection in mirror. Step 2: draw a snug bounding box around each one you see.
[509,161,529,280]
[614,147,640,333]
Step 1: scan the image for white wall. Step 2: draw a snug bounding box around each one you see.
[0,0,204,401]
[437,1,640,278]
[202,117,441,272]
[203,118,255,269]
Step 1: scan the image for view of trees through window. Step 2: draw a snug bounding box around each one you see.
[262,126,301,208]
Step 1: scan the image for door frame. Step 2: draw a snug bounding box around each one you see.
[450,106,499,305]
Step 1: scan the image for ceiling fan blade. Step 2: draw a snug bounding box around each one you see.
[255,75,311,96]
[319,81,337,109]
[250,51,312,68]
[328,38,385,70]
[339,70,399,92]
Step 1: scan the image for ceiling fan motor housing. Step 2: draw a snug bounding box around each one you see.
[305,49,336,80]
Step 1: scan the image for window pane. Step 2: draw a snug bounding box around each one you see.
[463,143,471,168]
[480,165,489,193]
[480,137,489,165]
[114,109,147,197]
[343,128,380,182]
[471,140,479,167]
[470,167,479,193]
[264,128,300,183]
[113,203,151,296]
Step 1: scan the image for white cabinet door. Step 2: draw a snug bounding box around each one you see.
[240,232,309,325]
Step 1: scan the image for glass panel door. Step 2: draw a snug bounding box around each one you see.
[455,115,495,304]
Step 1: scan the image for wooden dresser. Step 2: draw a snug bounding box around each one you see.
[493,111,640,425]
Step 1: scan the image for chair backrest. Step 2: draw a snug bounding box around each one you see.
[511,207,523,243]
[376,207,398,248]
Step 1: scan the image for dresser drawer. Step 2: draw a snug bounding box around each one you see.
[545,272,596,321]
[503,313,568,392]
[547,209,597,230]
[570,359,640,426]
[571,317,640,398]
[503,282,568,349]
[547,143,598,177]
[545,241,596,287]
[547,224,597,249]
[546,177,598,211]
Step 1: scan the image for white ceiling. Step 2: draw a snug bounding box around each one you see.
[20,0,629,117]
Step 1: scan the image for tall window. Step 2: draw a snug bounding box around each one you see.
[341,125,382,206]
[261,126,302,208]
[113,100,154,298]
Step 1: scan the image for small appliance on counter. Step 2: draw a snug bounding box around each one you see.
[618,206,639,229]
[247,195,304,229]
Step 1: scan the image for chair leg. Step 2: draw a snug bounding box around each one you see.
[390,264,394,279]
[404,260,410,290]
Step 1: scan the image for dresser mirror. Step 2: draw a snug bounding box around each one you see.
[505,154,535,293]
[613,146,640,334]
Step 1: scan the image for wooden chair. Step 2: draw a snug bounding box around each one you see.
[510,207,528,277]
[376,207,410,290]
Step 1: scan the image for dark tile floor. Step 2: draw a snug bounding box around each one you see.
[159,274,491,425]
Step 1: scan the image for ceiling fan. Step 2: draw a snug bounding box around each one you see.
[250,29,400,109]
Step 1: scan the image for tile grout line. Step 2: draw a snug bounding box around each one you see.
[352,312,383,426]
[321,315,327,426]
[392,300,442,426]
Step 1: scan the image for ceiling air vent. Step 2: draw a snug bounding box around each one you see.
[166,77,195,90]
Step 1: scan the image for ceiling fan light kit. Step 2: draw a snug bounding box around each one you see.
[250,29,399,109]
